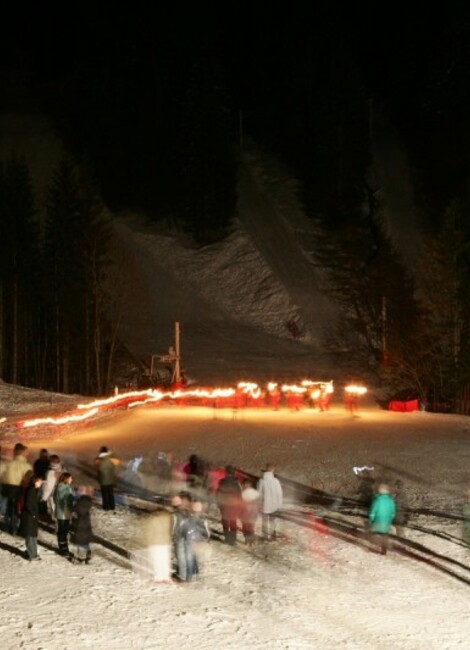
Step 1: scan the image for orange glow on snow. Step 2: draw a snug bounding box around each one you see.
[18,378,365,431]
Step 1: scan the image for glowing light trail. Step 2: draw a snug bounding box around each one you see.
[21,408,99,428]
[19,379,367,430]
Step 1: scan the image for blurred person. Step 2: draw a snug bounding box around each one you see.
[307,512,331,563]
[317,387,332,412]
[21,474,43,561]
[183,454,206,491]
[94,446,120,511]
[171,459,187,491]
[171,491,193,581]
[268,384,281,411]
[2,442,33,534]
[70,491,93,564]
[285,390,302,412]
[33,449,49,516]
[356,470,376,509]
[142,509,172,583]
[393,479,409,536]
[127,455,143,474]
[179,500,211,581]
[205,464,226,515]
[0,450,7,518]
[54,472,75,557]
[368,483,396,555]
[344,392,359,414]
[33,449,49,480]
[258,463,283,541]
[241,478,260,546]
[41,454,64,522]
[14,468,34,524]
[463,489,470,549]
[216,465,242,545]
[154,451,172,495]
[122,455,144,493]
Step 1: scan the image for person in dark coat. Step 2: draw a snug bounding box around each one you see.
[216,465,242,545]
[33,449,50,517]
[171,491,193,581]
[33,449,49,480]
[21,474,43,561]
[183,454,206,490]
[71,493,93,563]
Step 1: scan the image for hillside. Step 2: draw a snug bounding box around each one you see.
[110,155,339,385]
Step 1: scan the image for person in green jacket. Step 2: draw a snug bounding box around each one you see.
[368,483,396,555]
[463,489,470,548]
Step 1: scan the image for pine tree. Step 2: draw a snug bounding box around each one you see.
[314,180,419,378]
[44,158,87,392]
[43,157,113,394]
[414,199,470,406]
[0,154,40,385]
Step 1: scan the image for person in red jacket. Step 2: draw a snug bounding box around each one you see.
[216,465,242,545]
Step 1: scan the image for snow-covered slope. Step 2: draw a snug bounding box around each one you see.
[110,154,337,384]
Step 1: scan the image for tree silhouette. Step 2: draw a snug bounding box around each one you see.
[0,154,40,385]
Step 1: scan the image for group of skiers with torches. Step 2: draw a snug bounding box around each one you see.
[204,380,366,412]
[16,381,367,432]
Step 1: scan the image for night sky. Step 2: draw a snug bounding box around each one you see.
[2,2,470,229]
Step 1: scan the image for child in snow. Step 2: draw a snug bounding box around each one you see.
[368,483,396,555]
[21,474,43,561]
[54,472,75,557]
[71,491,93,564]
[189,500,211,579]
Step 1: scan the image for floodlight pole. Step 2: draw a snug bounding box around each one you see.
[381,296,387,359]
[173,321,181,383]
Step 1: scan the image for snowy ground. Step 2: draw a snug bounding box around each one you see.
[1,383,470,649]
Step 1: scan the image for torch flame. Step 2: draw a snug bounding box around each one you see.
[345,385,367,395]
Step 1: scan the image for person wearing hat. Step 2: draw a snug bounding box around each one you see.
[21,473,43,560]
[368,483,397,555]
[2,443,32,534]
[93,446,120,511]
[257,463,283,541]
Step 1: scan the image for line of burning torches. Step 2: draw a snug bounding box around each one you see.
[6,381,367,431]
